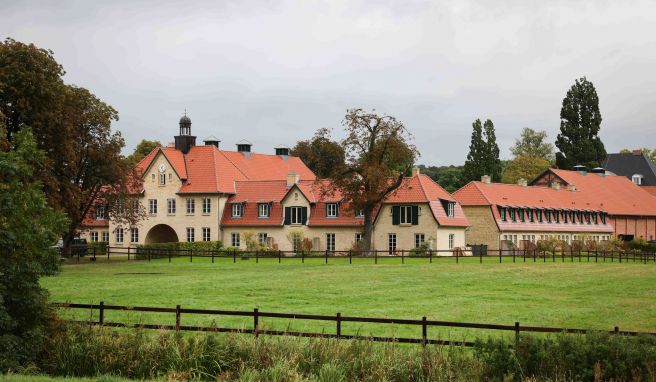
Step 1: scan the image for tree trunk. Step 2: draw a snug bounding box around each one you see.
[363,206,374,255]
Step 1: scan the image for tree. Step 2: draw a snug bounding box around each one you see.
[418,164,465,193]
[0,129,68,370]
[126,139,162,167]
[0,38,142,252]
[463,119,501,182]
[511,127,554,160]
[555,76,606,169]
[501,154,551,184]
[327,109,418,253]
[620,148,656,163]
[291,128,345,178]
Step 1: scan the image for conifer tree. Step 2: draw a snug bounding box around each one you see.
[483,119,502,181]
[555,76,606,169]
[463,118,501,182]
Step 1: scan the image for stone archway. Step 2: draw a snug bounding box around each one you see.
[145,224,179,244]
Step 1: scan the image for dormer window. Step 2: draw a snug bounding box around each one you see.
[356,209,364,218]
[562,210,568,223]
[593,212,599,224]
[258,203,270,218]
[601,213,607,224]
[499,207,507,221]
[95,205,105,220]
[446,202,455,217]
[326,203,339,217]
[537,209,543,223]
[509,208,516,222]
[545,210,551,223]
[232,203,243,218]
[632,174,643,185]
[519,208,525,222]
[553,210,560,223]
[527,209,534,222]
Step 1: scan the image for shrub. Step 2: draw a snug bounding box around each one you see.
[135,241,223,258]
[409,242,431,256]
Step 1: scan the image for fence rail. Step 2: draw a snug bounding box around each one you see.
[66,245,656,265]
[52,302,656,348]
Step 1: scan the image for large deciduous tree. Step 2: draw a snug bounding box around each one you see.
[555,76,606,170]
[463,119,501,182]
[291,128,345,178]
[126,139,162,167]
[0,129,68,371]
[0,38,142,251]
[328,109,418,253]
[418,164,465,193]
[511,127,554,160]
[502,128,553,183]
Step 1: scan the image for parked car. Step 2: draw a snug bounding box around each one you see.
[52,238,88,257]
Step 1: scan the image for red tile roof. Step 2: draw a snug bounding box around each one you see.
[643,186,656,198]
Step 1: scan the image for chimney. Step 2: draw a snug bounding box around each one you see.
[572,164,586,174]
[412,166,421,176]
[236,140,252,157]
[517,178,527,187]
[286,172,300,187]
[275,145,290,158]
[566,184,576,192]
[481,175,491,184]
[591,167,605,176]
[632,149,642,155]
[203,135,220,148]
[551,181,561,191]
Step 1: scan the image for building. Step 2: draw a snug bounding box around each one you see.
[453,175,614,251]
[531,168,656,241]
[81,115,470,252]
[602,150,656,197]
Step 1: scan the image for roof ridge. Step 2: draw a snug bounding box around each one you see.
[135,146,161,169]
[218,150,250,179]
[416,175,430,201]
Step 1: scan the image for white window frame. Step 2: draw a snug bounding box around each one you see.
[130,228,138,243]
[186,198,195,215]
[202,227,211,242]
[202,198,211,215]
[388,233,397,254]
[159,173,166,185]
[446,202,454,217]
[355,232,364,243]
[116,228,124,243]
[102,231,109,242]
[232,203,242,218]
[258,203,270,218]
[95,205,105,220]
[326,203,338,217]
[231,232,240,247]
[414,233,425,248]
[167,198,176,214]
[186,227,195,242]
[326,233,335,252]
[290,206,303,225]
[356,209,364,218]
[399,206,412,225]
[632,174,643,185]
[148,199,157,215]
[258,232,268,246]
[90,231,98,242]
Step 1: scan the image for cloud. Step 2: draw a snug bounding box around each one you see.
[2,0,656,165]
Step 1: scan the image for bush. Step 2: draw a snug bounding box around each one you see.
[409,242,431,256]
[135,241,223,258]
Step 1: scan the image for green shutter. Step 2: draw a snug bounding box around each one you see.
[411,206,419,225]
[301,207,308,225]
[392,206,400,225]
[284,207,291,225]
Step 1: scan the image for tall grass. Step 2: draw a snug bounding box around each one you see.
[36,324,656,381]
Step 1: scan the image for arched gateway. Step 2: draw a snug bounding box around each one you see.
[145,224,179,244]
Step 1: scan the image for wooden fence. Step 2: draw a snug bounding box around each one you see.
[68,245,656,265]
[52,302,656,348]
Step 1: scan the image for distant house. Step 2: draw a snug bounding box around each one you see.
[603,150,656,197]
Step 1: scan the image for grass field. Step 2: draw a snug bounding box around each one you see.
[42,256,656,342]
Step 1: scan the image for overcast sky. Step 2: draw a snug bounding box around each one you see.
[2,0,656,165]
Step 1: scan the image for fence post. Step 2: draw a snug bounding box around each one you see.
[93,246,97,262]
[512,249,515,263]
[375,250,378,264]
[523,249,526,262]
[325,250,328,264]
[279,250,282,264]
[401,249,404,264]
[256,249,259,263]
[99,300,105,325]
[614,326,619,335]
[430,249,433,264]
[254,308,259,337]
[128,246,131,261]
[302,251,305,264]
[336,312,342,338]
[533,249,536,262]
[498,249,501,263]
[211,250,214,263]
[456,249,459,264]
[422,316,427,347]
[619,251,622,263]
[190,248,193,263]
[232,249,235,263]
[108,246,111,261]
[147,248,151,262]
[479,249,482,264]
[175,305,181,331]
[349,250,352,264]
[514,322,520,348]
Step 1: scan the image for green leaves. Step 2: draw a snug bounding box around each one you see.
[463,118,501,183]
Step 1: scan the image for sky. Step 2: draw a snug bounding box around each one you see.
[2,0,656,165]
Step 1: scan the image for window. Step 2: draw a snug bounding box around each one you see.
[167,199,176,214]
[202,227,211,242]
[562,210,568,223]
[186,198,195,214]
[95,205,105,220]
[258,203,270,218]
[148,199,157,215]
[186,227,195,242]
[593,212,599,224]
[509,209,516,222]
[231,232,240,247]
[570,211,576,223]
[400,206,413,224]
[168,173,172,182]
[527,209,534,222]
[388,234,397,254]
[356,209,364,218]
[116,228,124,243]
[202,198,211,214]
[159,173,166,185]
[326,203,338,217]
[151,174,155,182]
[601,213,607,224]
[446,202,455,217]
[632,174,643,185]
[102,231,109,242]
[415,233,425,248]
[585,212,591,224]
[545,210,551,223]
[258,233,268,246]
[554,210,560,223]
[90,231,98,242]
[231,203,242,218]
[448,233,455,249]
[130,228,138,243]
[519,209,525,222]
[355,232,363,243]
[500,207,507,221]
[537,210,543,223]
[326,233,335,252]
[290,206,303,224]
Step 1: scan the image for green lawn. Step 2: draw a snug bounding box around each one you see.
[42,256,656,342]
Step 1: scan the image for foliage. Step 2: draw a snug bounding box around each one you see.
[125,139,161,167]
[510,127,555,161]
[536,237,562,254]
[417,164,465,193]
[463,118,501,183]
[326,109,418,252]
[620,147,656,162]
[409,242,431,256]
[501,154,551,184]
[0,38,142,252]
[285,229,312,253]
[0,129,68,371]
[242,231,258,251]
[555,76,606,170]
[135,241,223,258]
[290,128,345,178]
